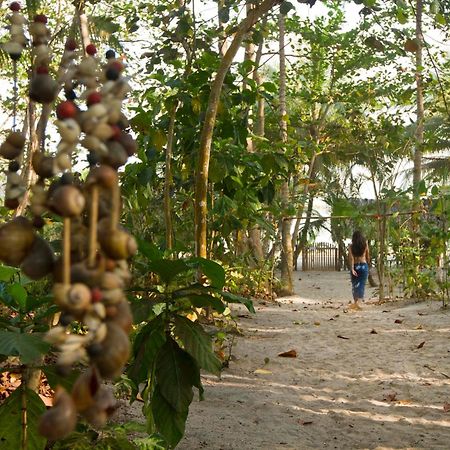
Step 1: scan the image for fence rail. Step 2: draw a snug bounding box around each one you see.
[302,242,340,271]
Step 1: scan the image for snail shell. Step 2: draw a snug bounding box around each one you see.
[71,366,101,412]
[53,282,91,314]
[92,122,114,140]
[0,141,22,160]
[21,235,55,279]
[98,229,137,260]
[91,322,130,379]
[48,185,85,217]
[0,217,35,266]
[87,165,118,189]
[66,283,91,313]
[103,141,128,169]
[0,131,25,160]
[101,272,124,290]
[6,131,26,148]
[29,73,58,104]
[38,387,77,441]
[107,299,132,333]
[81,386,117,428]
[101,288,125,305]
[32,152,55,178]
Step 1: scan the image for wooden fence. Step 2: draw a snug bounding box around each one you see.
[302,242,341,271]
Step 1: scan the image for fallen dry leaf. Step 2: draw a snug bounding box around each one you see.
[278,349,297,358]
[337,335,350,340]
[384,392,397,402]
[254,368,272,375]
[417,341,426,349]
[370,329,378,334]
[443,402,450,412]
[299,420,313,425]
[314,321,321,326]
[394,319,403,324]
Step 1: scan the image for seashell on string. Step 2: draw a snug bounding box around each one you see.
[0,217,36,266]
[21,235,55,279]
[38,387,77,441]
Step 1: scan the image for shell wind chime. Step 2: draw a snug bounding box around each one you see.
[1,2,138,440]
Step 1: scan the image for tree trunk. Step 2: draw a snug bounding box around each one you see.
[194,0,280,259]
[245,4,265,263]
[413,0,424,194]
[292,152,318,267]
[164,104,178,251]
[278,13,294,295]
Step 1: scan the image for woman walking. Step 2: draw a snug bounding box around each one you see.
[349,230,370,309]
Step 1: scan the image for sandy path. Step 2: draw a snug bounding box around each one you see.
[178,271,450,450]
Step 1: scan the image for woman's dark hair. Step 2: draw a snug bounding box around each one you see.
[351,230,366,257]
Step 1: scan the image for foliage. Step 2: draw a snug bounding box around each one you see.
[125,241,254,447]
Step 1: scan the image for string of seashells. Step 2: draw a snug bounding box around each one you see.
[0,2,138,440]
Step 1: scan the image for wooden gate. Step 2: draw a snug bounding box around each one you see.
[302,242,340,271]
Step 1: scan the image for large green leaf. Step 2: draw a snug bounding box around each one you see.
[147,259,189,285]
[173,316,221,375]
[137,239,163,262]
[0,387,47,450]
[152,386,188,449]
[186,258,225,289]
[0,331,50,364]
[185,294,226,314]
[0,265,18,282]
[155,338,194,413]
[219,290,255,313]
[7,283,27,310]
[127,316,166,390]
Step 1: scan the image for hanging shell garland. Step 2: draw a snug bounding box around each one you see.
[0,3,137,441]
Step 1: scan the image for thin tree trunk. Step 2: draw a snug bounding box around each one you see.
[164,104,178,251]
[279,13,293,295]
[292,152,317,267]
[244,5,265,263]
[413,0,423,194]
[194,0,280,259]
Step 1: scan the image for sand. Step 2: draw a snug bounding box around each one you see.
[176,271,450,450]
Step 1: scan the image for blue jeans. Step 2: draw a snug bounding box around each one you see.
[351,263,369,300]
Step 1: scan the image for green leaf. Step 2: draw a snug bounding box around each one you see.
[133,434,167,450]
[186,258,225,289]
[418,179,427,196]
[137,239,163,262]
[152,385,187,448]
[218,7,229,23]
[155,338,195,412]
[127,317,166,390]
[7,283,27,310]
[0,388,47,450]
[435,13,446,26]
[396,8,408,24]
[0,265,18,282]
[219,290,255,313]
[147,259,189,285]
[185,294,226,314]
[173,316,222,375]
[0,331,50,364]
[280,1,294,15]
